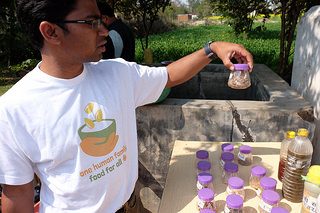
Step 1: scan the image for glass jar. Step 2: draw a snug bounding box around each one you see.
[197,188,216,210]
[196,150,209,165]
[222,162,239,184]
[257,177,277,197]
[259,190,280,213]
[227,177,245,200]
[249,165,267,189]
[227,64,251,89]
[221,143,234,153]
[197,161,211,175]
[270,207,289,213]
[224,194,244,213]
[200,208,216,213]
[238,145,253,166]
[197,172,214,191]
[301,165,320,213]
[220,152,235,169]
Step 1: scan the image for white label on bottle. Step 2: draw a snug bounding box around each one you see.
[303,195,317,213]
[259,200,273,212]
[287,155,311,169]
[256,188,262,196]
[197,181,204,190]
[220,159,225,167]
[198,199,205,209]
[224,205,231,213]
[238,152,246,161]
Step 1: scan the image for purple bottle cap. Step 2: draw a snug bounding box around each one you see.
[224,162,238,173]
[260,177,277,190]
[228,177,244,189]
[223,144,234,152]
[251,165,267,177]
[197,161,211,171]
[196,150,209,160]
[271,207,289,213]
[198,188,215,201]
[234,64,249,71]
[221,152,234,162]
[200,208,216,213]
[226,194,244,209]
[261,190,280,205]
[239,145,252,154]
[198,172,213,185]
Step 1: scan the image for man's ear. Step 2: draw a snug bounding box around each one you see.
[39,21,62,45]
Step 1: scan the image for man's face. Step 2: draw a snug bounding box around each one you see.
[60,0,108,63]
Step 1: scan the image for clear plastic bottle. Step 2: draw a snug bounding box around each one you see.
[224,194,244,213]
[257,177,277,197]
[227,177,245,200]
[282,128,314,203]
[220,152,235,169]
[197,172,214,191]
[277,130,296,182]
[301,165,320,213]
[259,190,280,213]
[196,150,209,165]
[197,161,211,175]
[270,207,289,213]
[228,64,251,89]
[222,162,239,184]
[238,145,253,166]
[249,165,267,189]
[197,188,216,210]
[222,143,234,153]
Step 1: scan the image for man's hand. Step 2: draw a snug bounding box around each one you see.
[1,181,34,213]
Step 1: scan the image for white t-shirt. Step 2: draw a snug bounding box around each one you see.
[0,59,167,212]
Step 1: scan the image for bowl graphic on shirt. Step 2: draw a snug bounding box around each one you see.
[78,119,118,157]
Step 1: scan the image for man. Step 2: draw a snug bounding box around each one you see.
[0,0,253,212]
[98,1,135,61]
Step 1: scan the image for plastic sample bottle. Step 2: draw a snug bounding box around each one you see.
[220,152,235,168]
[196,150,209,165]
[227,64,251,89]
[197,172,214,191]
[270,207,289,213]
[257,177,277,197]
[197,188,216,210]
[224,194,244,213]
[282,128,313,203]
[222,162,239,184]
[249,165,267,189]
[238,145,253,166]
[301,165,320,213]
[259,190,280,213]
[222,143,234,153]
[277,130,296,181]
[197,161,211,175]
[227,177,245,200]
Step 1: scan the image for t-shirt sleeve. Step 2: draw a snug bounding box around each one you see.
[0,119,34,185]
[128,63,168,107]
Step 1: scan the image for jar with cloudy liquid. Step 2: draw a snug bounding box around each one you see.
[220,152,235,169]
[224,194,244,213]
[257,177,277,197]
[249,165,267,189]
[197,172,214,191]
[259,190,280,213]
[197,188,216,211]
[222,162,239,184]
[197,161,211,175]
[228,64,251,89]
[227,177,245,200]
[238,145,253,166]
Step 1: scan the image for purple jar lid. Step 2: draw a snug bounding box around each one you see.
[198,172,213,184]
[221,152,234,162]
[223,144,234,152]
[271,207,289,213]
[239,145,252,154]
[251,165,267,177]
[260,177,277,190]
[196,150,209,160]
[261,190,280,205]
[198,188,215,201]
[200,208,216,213]
[224,162,238,173]
[234,64,249,71]
[226,194,244,209]
[197,161,211,171]
[228,177,244,189]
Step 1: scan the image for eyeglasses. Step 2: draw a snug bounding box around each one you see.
[58,18,103,30]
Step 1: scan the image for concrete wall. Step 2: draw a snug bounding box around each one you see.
[291,6,320,164]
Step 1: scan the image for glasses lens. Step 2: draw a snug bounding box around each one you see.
[92,19,102,29]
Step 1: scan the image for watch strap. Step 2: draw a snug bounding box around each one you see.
[204,41,217,60]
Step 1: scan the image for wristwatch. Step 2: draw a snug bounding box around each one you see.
[204,41,217,60]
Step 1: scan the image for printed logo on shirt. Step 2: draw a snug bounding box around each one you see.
[78,102,119,157]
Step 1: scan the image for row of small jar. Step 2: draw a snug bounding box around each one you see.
[195,148,290,213]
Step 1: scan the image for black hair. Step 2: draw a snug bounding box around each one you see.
[15,0,77,50]
[97,1,114,17]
